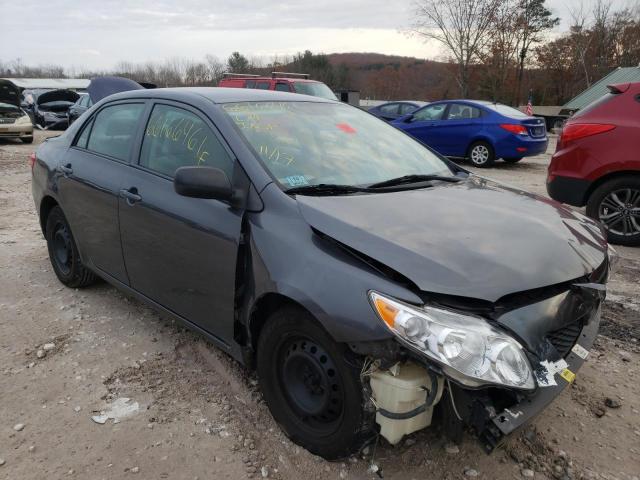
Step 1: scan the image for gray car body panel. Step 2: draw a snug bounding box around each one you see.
[31,87,609,368]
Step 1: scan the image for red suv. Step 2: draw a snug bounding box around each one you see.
[547,82,640,246]
[218,72,338,101]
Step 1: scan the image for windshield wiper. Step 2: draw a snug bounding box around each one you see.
[284,183,370,196]
[368,174,464,189]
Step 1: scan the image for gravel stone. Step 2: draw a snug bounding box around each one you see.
[36,350,46,359]
[445,444,460,454]
[522,468,535,477]
[13,423,25,431]
[464,468,479,477]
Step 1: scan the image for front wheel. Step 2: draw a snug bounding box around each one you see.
[257,307,374,460]
[21,136,34,144]
[586,176,640,246]
[45,206,97,287]
[503,157,523,163]
[467,141,495,167]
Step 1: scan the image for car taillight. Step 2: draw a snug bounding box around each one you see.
[500,124,528,135]
[559,123,616,147]
[29,153,36,170]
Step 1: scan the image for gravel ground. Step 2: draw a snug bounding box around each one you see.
[1,131,639,480]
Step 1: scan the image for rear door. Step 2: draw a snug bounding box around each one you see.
[401,103,448,152]
[118,101,244,343]
[438,103,484,156]
[56,101,147,284]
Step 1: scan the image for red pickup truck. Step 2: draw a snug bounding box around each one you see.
[218,72,337,101]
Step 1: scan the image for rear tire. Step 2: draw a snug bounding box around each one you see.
[467,141,495,167]
[503,157,523,163]
[21,136,33,144]
[257,306,374,460]
[586,176,640,246]
[45,206,97,287]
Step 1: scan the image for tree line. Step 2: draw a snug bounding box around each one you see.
[1,0,639,107]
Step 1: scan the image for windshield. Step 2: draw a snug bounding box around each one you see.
[292,82,338,101]
[222,101,454,189]
[485,103,530,118]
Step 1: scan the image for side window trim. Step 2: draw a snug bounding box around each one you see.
[133,99,237,181]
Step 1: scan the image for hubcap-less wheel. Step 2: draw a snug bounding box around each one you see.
[599,188,640,237]
[278,336,344,433]
[470,144,490,166]
[52,221,73,275]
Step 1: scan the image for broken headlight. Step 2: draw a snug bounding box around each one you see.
[369,291,535,390]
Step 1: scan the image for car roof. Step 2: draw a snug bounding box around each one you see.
[104,87,335,105]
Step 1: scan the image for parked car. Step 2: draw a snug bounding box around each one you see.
[22,89,80,129]
[392,100,548,167]
[547,82,640,246]
[32,87,612,460]
[67,93,93,125]
[219,72,338,100]
[368,101,428,121]
[0,79,34,143]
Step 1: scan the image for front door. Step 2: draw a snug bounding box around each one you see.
[118,102,243,343]
[401,103,448,152]
[56,101,147,284]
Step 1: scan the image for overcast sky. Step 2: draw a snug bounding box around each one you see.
[1,0,593,71]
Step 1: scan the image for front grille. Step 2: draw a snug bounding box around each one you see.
[546,322,582,357]
[0,118,16,124]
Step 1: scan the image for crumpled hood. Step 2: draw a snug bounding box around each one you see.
[297,176,607,302]
[0,80,21,107]
[88,76,143,103]
[36,89,79,105]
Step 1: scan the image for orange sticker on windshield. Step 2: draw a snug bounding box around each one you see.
[336,123,356,134]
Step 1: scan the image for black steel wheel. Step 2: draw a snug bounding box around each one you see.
[45,206,97,287]
[257,306,374,460]
[587,177,640,246]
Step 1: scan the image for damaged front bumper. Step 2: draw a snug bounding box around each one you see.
[478,306,601,452]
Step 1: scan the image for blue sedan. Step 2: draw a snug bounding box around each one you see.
[391,100,548,167]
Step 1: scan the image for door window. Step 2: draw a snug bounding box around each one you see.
[446,103,481,120]
[399,103,418,115]
[379,103,399,114]
[75,117,94,149]
[255,82,271,90]
[85,103,145,161]
[139,104,234,178]
[275,83,290,92]
[412,104,446,121]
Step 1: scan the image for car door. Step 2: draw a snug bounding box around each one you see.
[56,101,147,284]
[118,101,243,343]
[438,103,484,156]
[400,103,448,152]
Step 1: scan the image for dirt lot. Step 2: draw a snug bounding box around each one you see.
[1,131,639,480]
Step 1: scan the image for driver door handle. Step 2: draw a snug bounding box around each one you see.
[59,164,73,175]
[119,187,142,204]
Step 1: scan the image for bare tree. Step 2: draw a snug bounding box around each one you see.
[568,4,593,88]
[412,0,502,97]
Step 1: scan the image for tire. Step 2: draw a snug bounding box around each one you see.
[21,136,34,144]
[257,306,374,460]
[586,176,640,247]
[467,141,495,167]
[503,157,523,163]
[45,206,97,287]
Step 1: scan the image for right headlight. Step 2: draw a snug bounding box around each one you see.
[370,291,535,390]
[15,113,32,125]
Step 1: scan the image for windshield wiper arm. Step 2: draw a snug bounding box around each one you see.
[368,174,463,189]
[284,183,369,196]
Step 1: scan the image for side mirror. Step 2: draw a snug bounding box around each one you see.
[174,166,233,201]
[403,114,414,123]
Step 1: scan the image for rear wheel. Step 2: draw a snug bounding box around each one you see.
[468,141,495,167]
[586,176,640,246]
[45,206,97,287]
[503,157,523,163]
[257,306,373,460]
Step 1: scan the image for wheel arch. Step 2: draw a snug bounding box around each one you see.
[39,195,59,234]
[466,136,494,157]
[585,170,640,204]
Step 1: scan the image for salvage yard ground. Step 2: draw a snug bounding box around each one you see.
[1,131,639,480]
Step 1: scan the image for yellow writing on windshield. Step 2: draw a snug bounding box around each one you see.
[259,145,295,166]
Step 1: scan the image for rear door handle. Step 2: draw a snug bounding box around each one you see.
[59,164,73,175]
[119,188,142,204]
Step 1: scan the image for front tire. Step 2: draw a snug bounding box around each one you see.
[45,206,97,287]
[468,141,495,167]
[586,176,640,246]
[21,136,34,144]
[257,306,373,460]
